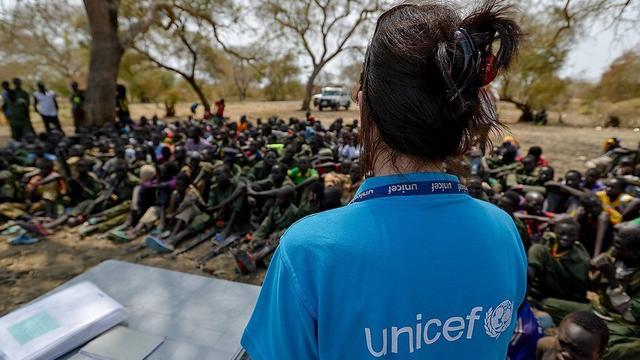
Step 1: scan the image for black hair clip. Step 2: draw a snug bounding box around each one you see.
[450,28,483,101]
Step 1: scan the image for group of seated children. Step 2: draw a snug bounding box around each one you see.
[1,112,640,359]
[471,137,640,360]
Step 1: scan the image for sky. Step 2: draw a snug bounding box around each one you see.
[559,20,640,81]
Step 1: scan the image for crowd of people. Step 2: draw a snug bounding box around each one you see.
[1,78,640,359]
[476,136,640,360]
[0,91,362,272]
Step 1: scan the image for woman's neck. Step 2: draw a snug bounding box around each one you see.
[373,155,442,177]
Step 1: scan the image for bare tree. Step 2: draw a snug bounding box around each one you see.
[143,1,260,105]
[0,1,88,82]
[550,0,639,45]
[132,13,214,112]
[260,0,383,110]
[170,1,260,62]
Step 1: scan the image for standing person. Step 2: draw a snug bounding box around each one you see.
[1,81,10,122]
[214,98,225,124]
[12,78,34,133]
[241,1,524,358]
[70,81,85,131]
[4,89,32,141]
[115,84,131,129]
[1,81,9,111]
[33,81,63,133]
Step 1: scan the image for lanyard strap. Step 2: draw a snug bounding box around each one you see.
[350,180,468,204]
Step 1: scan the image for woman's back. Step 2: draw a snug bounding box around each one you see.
[243,172,526,359]
[242,1,524,358]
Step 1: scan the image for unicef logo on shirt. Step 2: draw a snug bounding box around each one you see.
[484,300,513,339]
[363,302,517,357]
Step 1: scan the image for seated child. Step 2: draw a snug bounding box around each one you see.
[247,164,294,227]
[497,190,530,249]
[341,162,363,204]
[515,191,554,245]
[544,170,585,213]
[536,310,609,360]
[25,158,66,219]
[287,155,319,205]
[528,218,590,305]
[467,175,490,202]
[234,186,298,273]
[536,225,640,359]
[572,193,612,257]
[146,172,205,252]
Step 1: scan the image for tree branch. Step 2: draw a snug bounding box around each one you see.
[270,5,318,66]
[550,0,572,46]
[501,96,528,110]
[120,1,172,49]
[323,4,378,65]
[175,25,198,78]
[323,0,353,37]
[611,0,633,34]
[132,44,191,81]
[172,3,257,62]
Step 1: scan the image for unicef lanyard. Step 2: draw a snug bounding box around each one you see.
[350,180,468,204]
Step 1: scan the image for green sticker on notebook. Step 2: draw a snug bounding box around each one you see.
[8,311,60,345]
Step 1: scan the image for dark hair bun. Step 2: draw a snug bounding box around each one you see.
[440,1,521,100]
[360,0,521,174]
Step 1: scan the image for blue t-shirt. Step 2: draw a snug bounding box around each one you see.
[242,172,527,359]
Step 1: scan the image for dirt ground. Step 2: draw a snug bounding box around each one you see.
[0,225,264,316]
[1,100,639,316]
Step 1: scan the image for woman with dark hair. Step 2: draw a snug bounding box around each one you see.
[242,1,525,358]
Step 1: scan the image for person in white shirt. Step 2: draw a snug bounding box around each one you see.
[338,132,361,160]
[33,81,63,134]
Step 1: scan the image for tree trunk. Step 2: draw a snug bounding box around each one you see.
[83,0,124,128]
[301,68,320,111]
[234,82,246,101]
[185,77,210,112]
[502,97,534,123]
[518,106,534,123]
[164,101,176,117]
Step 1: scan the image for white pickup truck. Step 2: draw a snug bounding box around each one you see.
[313,87,351,111]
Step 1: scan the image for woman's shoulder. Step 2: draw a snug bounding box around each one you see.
[279,206,353,254]
[465,198,523,246]
[468,196,513,222]
[286,205,348,234]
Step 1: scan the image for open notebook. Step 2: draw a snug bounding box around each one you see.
[0,281,127,360]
